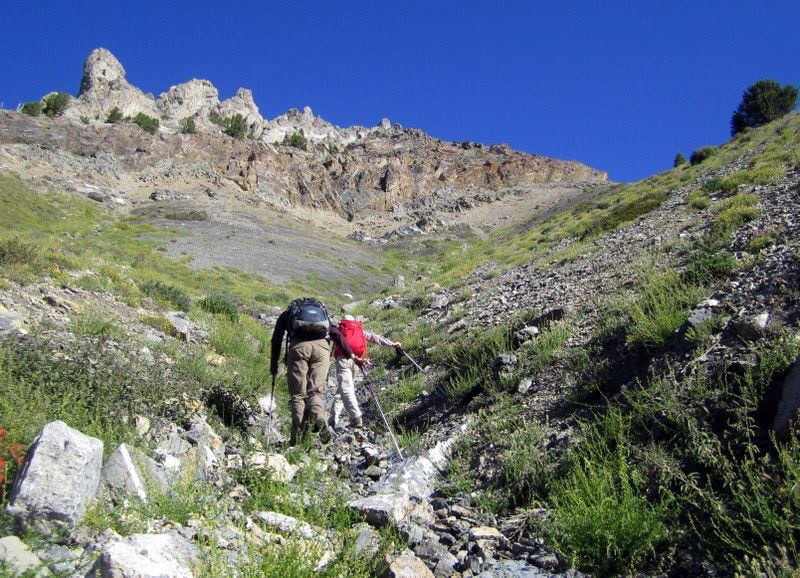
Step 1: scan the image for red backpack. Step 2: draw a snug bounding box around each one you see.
[336,319,368,358]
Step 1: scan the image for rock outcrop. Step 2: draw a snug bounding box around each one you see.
[67,48,160,122]
[4,421,104,534]
[6,47,606,232]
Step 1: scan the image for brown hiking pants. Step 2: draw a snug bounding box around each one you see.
[287,338,332,437]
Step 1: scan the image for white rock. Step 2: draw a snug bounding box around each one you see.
[0,536,49,577]
[102,444,168,502]
[4,421,103,534]
[91,533,196,578]
[257,511,317,540]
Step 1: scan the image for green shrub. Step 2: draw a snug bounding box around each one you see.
[139,280,190,310]
[285,130,308,151]
[712,194,761,236]
[690,146,718,165]
[132,113,159,134]
[704,166,786,196]
[687,190,710,209]
[746,232,775,253]
[622,270,702,349]
[0,237,39,267]
[42,92,70,117]
[106,106,123,123]
[209,111,247,139]
[20,101,42,117]
[549,411,667,576]
[673,152,687,167]
[198,294,239,321]
[224,113,247,139]
[179,117,197,134]
[70,311,126,341]
[684,244,737,284]
[731,79,799,136]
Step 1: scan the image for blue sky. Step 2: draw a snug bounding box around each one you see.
[1,1,797,182]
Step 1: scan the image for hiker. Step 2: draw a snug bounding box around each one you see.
[270,298,363,446]
[329,315,401,430]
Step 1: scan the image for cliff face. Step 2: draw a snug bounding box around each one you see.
[4,48,607,235]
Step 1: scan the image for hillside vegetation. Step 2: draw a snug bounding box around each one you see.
[0,105,799,576]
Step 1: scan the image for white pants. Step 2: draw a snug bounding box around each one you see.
[330,357,362,425]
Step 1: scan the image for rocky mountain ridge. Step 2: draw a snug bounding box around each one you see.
[7,48,606,240]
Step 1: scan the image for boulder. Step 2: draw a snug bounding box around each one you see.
[163,311,203,342]
[0,536,49,577]
[248,453,298,482]
[774,355,800,438]
[4,421,103,534]
[101,444,169,501]
[90,533,196,578]
[349,493,413,527]
[383,550,435,578]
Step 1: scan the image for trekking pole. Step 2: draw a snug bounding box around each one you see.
[360,366,404,460]
[266,374,276,447]
[398,347,432,383]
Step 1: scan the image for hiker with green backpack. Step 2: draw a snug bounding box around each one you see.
[270,298,363,446]
[329,315,402,430]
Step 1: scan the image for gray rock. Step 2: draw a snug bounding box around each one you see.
[415,538,458,577]
[353,523,381,557]
[384,550,435,578]
[0,305,27,336]
[398,522,425,546]
[514,326,539,344]
[774,355,800,438]
[257,511,318,540]
[90,533,196,578]
[492,354,517,377]
[0,536,49,577]
[4,421,103,534]
[732,311,770,341]
[517,378,533,395]
[102,444,168,501]
[163,311,205,342]
[349,493,413,527]
[476,560,549,577]
[428,293,450,310]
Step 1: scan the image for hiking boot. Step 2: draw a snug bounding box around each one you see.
[317,420,333,443]
[351,417,364,429]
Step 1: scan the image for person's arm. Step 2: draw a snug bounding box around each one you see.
[270,311,288,376]
[364,330,402,349]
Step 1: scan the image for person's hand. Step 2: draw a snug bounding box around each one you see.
[352,355,368,368]
[392,342,402,349]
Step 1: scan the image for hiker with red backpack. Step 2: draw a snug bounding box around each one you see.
[329,315,402,430]
[270,299,364,446]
